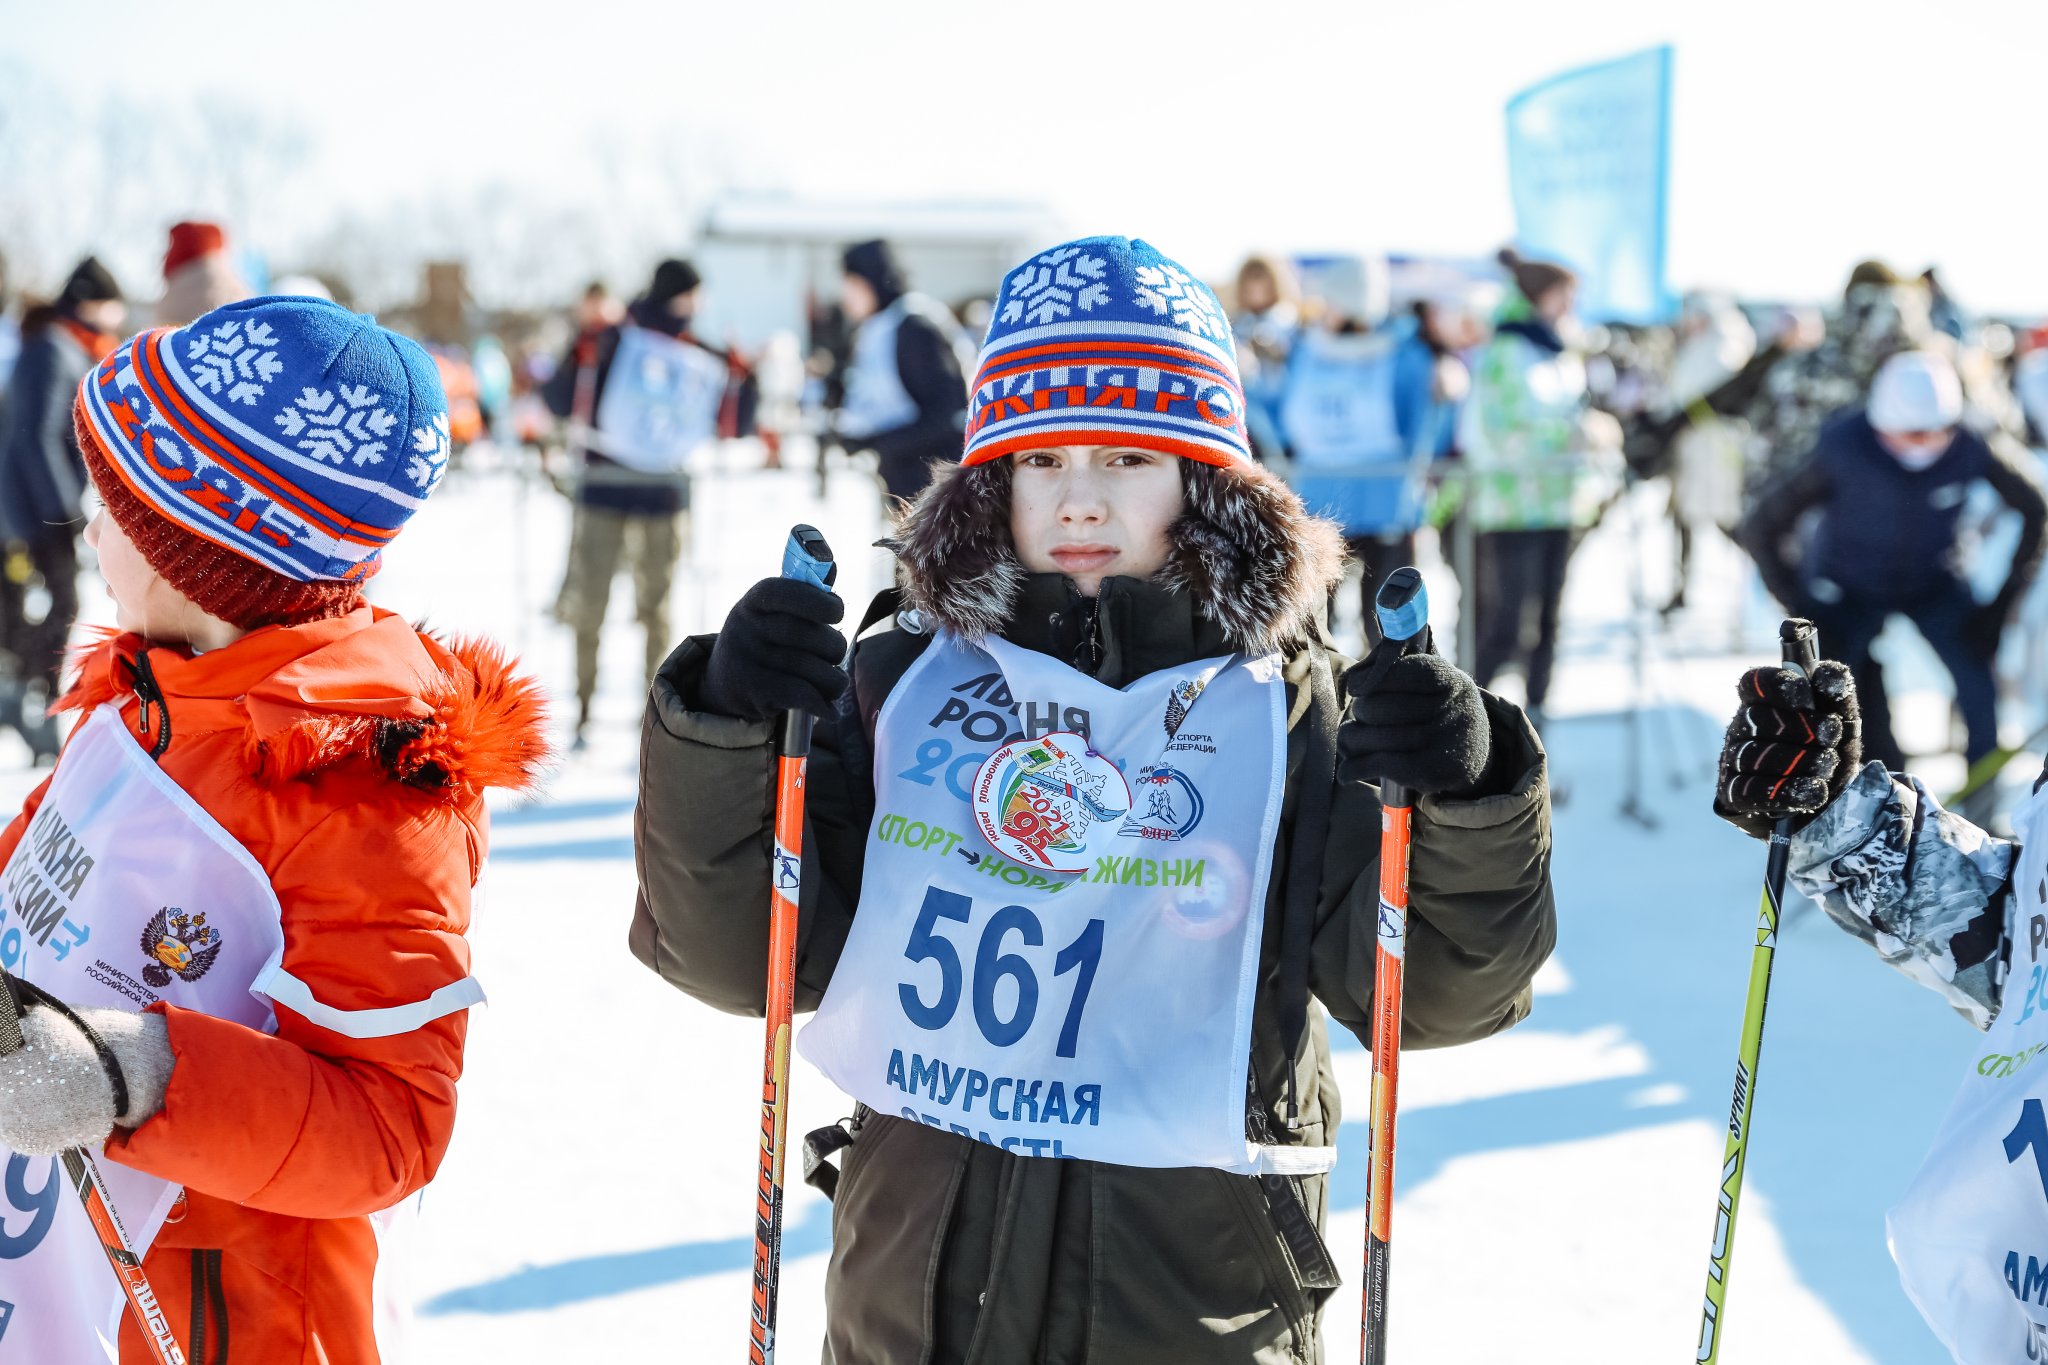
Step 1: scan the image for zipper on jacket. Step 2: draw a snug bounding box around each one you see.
[129,650,172,760]
[1047,596,1103,676]
[187,1249,227,1363]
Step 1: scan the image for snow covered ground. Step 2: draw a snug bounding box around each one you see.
[0,450,2011,1364]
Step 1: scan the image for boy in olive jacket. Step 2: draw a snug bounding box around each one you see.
[633,237,1556,1364]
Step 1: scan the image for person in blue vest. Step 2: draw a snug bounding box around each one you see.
[831,239,970,508]
[1739,349,2047,771]
[1277,306,1467,645]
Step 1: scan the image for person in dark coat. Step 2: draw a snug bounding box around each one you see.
[832,238,970,508]
[0,256,124,760]
[541,258,757,741]
[1739,349,2046,770]
[631,237,1555,1364]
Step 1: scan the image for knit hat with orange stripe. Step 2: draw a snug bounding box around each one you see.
[75,296,452,629]
[963,237,1250,467]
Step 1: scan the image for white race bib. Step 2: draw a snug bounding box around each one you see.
[798,631,1328,1175]
[589,326,726,472]
[0,707,287,1362]
[1889,783,2048,1362]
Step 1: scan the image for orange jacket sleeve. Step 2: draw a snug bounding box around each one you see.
[107,797,484,1219]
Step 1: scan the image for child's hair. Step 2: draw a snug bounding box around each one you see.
[1497,247,1576,307]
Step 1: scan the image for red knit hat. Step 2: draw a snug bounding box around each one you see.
[75,397,363,630]
[163,222,227,279]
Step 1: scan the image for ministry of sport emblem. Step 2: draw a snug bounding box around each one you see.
[139,907,223,989]
[1117,764,1205,842]
[972,733,1130,873]
[1162,677,1207,739]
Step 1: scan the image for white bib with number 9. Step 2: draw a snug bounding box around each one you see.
[797,630,1319,1175]
[0,706,286,1362]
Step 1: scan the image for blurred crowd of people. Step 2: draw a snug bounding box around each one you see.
[5,221,2045,785]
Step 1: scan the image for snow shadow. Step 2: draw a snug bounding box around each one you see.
[418,1200,833,1316]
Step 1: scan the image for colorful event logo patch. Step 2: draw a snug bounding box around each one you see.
[972,734,1129,873]
[139,907,222,989]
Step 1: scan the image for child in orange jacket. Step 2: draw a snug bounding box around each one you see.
[0,296,548,1363]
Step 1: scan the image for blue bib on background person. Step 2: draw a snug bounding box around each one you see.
[1280,329,1427,537]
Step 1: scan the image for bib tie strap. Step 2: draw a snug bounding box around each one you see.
[1275,642,1339,1126]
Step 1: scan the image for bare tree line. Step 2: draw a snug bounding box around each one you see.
[0,60,726,312]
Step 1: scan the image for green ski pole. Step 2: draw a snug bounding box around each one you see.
[1695,617,1819,1363]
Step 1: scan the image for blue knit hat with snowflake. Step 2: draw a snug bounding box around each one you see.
[77,297,452,606]
[963,237,1249,467]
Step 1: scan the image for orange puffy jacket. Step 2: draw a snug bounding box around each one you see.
[0,606,548,1364]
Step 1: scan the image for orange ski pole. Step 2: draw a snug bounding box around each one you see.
[1362,565,1431,1365]
[747,525,836,1365]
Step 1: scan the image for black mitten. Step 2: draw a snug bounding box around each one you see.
[697,578,848,722]
[1339,649,1496,798]
[1712,659,1862,839]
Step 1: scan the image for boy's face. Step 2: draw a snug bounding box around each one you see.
[1008,445,1185,597]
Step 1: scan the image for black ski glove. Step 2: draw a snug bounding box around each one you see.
[697,578,848,722]
[1712,659,1862,839]
[1339,647,1497,798]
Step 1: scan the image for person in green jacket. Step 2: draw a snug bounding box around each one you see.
[631,237,1557,1364]
[1457,248,1621,726]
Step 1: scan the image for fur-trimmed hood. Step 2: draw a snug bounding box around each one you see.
[887,457,1346,656]
[58,607,551,798]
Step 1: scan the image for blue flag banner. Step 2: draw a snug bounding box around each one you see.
[1504,45,1675,325]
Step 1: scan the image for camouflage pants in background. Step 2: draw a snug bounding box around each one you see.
[559,505,688,719]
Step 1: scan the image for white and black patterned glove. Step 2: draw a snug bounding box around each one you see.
[0,977,173,1155]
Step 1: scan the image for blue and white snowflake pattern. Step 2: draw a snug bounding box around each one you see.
[273,385,398,468]
[186,319,284,406]
[407,414,452,492]
[1000,247,1110,327]
[1132,264,1232,342]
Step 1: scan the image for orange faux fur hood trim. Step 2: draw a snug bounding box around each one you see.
[58,608,552,798]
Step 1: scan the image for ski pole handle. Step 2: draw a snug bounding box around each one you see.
[1363,565,1430,1365]
[781,524,837,593]
[1371,567,1433,812]
[750,525,837,1365]
[1779,617,1818,680]
[776,525,838,761]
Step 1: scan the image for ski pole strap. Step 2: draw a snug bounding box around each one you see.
[1275,641,1340,1127]
[802,1108,868,1201]
[0,965,20,1056]
[1244,1072,1343,1290]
